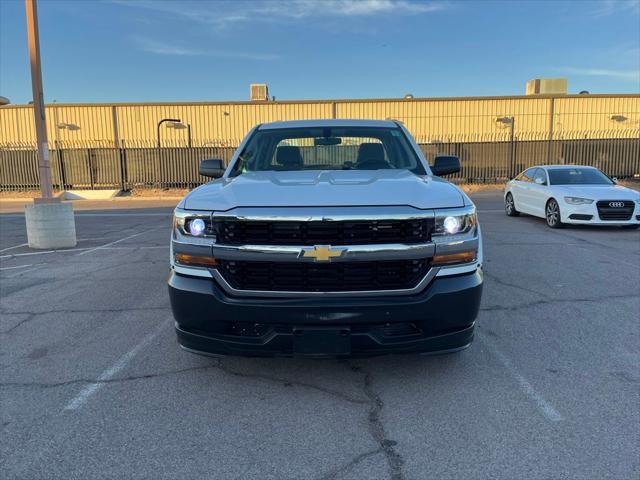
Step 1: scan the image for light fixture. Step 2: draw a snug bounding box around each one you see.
[610,115,628,123]
[432,251,476,266]
[443,216,461,234]
[57,122,80,131]
[0,96,10,106]
[404,93,414,99]
[188,218,206,236]
[495,116,514,125]
[166,121,187,129]
[175,253,217,267]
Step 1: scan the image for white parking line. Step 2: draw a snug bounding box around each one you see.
[479,334,563,422]
[4,265,41,278]
[64,320,170,411]
[1,244,168,259]
[0,243,28,253]
[477,209,504,213]
[1,247,94,258]
[0,264,33,271]
[77,229,159,256]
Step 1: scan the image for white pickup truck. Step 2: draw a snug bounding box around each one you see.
[169,119,483,357]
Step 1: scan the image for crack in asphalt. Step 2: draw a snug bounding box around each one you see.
[213,360,369,405]
[483,271,551,299]
[315,448,383,480]
[0,365,217,389]
[2,356,396,479]
[0,307,169,334]
[349,364,405,480]
[480,292,640,313]
[2,360,369,406]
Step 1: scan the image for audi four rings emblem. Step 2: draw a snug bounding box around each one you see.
[609,201,625,208]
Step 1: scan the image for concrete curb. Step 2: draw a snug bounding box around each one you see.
[62,189,120,200]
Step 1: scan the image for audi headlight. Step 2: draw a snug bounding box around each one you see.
[564,197,593,205]
[433,206,477,237]
[173,209,216,243]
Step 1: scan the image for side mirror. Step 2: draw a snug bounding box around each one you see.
[431,155,460,176]
[534,177,545,185]
[612,177,618,184]
[199,159,225,178]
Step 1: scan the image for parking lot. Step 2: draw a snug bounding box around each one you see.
[1,191,638,480]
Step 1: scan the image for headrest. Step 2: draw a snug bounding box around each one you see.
[357,143,385,162]
[275,146,303,168]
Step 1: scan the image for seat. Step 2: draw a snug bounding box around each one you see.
[356,143,388,169]
[275,146,304,170]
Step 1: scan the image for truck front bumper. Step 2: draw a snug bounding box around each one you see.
[168,268,483,357]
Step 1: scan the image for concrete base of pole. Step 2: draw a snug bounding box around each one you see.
[25,202,77,249]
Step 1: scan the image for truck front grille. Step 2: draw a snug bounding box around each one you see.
[216,218,433,246]
[218,259,430,292]
[596,200,634,221]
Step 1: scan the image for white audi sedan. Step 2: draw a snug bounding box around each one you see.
[504,165,640,229]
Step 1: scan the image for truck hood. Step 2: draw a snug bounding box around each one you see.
[183,170,466,211]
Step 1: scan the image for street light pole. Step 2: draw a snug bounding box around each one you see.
[25,0,54,201]
[157,118,181,148]
[23,0,76,249]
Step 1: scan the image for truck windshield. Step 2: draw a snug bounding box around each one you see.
[231,126,426,175]
[548,168,613,185]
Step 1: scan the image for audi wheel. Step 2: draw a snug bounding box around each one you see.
[545,199,562,228]
[505,193,519,217]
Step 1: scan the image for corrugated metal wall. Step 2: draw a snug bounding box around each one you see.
[1,94,638,147]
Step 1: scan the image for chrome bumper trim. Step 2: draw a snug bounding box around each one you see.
[210,242,436,262]
[210,267,440,298]
[211,206,436,222]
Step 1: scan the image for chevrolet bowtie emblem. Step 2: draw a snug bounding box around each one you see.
[301,245,345,262]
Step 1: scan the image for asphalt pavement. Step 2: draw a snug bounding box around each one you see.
[1,192,639,480]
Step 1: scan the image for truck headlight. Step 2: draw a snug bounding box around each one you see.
[173,209,216,243]
[432,206,478,267]
[433,206,476,237]
[564,197,593,205]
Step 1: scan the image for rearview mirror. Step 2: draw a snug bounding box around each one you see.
[199,159,225,178]
[314,137,342,146]
[431,155,460,176]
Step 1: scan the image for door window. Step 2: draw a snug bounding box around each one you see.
[533,168,547,185]
[522,168,537,183]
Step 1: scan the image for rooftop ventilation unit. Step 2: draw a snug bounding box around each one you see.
[525,78,567,95]
[250,84,269,101]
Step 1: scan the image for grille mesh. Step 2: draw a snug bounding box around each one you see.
[596,200,634,221]
[216,219,433,246]
[218,259,430,292]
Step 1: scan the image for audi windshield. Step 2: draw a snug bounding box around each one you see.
[548,168,614,185]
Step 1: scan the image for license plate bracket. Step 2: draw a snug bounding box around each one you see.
[292,327,351,356]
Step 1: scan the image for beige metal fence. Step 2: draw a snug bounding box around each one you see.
[1,132,638,191]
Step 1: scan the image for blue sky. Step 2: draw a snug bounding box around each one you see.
[1,0,639,104]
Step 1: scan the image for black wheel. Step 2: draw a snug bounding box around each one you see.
[505,192,519,216]
[545,199,562,228]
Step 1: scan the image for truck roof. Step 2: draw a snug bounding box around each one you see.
[258,119,400,130]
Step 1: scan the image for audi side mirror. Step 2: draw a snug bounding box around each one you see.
[431,155,460,176]
[535,177,546,185]
[199,159,225,178]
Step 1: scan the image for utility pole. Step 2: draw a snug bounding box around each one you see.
[25,0,54,201]
[24,0,76,249]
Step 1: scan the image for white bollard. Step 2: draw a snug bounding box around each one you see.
[25,201,77,249]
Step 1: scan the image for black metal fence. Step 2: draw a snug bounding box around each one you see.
[1,136,638,191]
